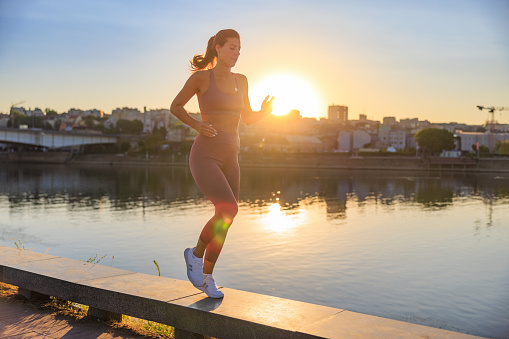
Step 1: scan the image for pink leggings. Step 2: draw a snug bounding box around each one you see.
[189,132,240,263]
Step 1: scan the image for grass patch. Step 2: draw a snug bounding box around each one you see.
[0,282,218,338]
[0,282,18,298]
[119,315,174,338]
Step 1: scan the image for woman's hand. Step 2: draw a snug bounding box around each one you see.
[196,121,217,137]
[260,95,275,115]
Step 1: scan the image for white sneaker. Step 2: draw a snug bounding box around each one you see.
[184,247,204,287]
[196,274,224,298]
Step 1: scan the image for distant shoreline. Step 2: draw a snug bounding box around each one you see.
[2,152,509,173]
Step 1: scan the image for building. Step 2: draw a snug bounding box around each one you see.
[142,107,173,134]
[26,108,44,117]
[382,116,397,126]
[68,108,103,118]
[262,135,324,153]
[455,131,509,152]
[337,131,350,152]
[68,108,83,118]
[11,107,26,115]
[432,122,468,133]
[337,130,371,152]
[328,105,348,121]
[399,118,430,129]
[112,107,142,121]
[487,123,509,133]
[286,135,324,152]
[0,114,9,127]
[84,109,103,118]
[348,114,380,133]
[378,126,406,149]
[455,132,488,151]
[406,132,417,149]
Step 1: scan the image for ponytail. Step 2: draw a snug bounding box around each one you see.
[190,36,217,71]
[190,29,240,72]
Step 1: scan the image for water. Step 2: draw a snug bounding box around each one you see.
[1,164,508,338]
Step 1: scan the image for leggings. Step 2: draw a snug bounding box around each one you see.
[189,132,240,263]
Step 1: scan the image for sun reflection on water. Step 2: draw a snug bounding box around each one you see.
[259,202,306,234]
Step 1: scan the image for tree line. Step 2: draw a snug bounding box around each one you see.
[414,127,509,155]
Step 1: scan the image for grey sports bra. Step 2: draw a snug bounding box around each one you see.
[198,70,244,116]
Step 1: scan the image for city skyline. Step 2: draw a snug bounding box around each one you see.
[0,0,508,125]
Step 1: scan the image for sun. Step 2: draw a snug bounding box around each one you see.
[249,73,322,118]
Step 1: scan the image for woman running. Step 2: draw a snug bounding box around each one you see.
[170,29,274,298]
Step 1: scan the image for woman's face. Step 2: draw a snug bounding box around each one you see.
[216,37,241,68]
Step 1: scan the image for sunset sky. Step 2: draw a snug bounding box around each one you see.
[0,0,507,124]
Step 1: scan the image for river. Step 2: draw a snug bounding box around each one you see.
[0,164,508,338]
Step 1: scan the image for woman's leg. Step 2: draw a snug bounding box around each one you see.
[190,156,238,274]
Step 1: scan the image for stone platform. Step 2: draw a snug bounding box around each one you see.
[0,246,483,339]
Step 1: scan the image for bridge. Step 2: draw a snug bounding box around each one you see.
[0,128,119,150]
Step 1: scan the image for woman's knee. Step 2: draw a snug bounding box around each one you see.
[215,201,238,221]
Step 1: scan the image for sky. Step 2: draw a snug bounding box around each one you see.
[0,0,508,124]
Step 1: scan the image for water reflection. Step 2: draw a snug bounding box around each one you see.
[1,165,508,217]
[259,202,305,234]
[1,164,508,338]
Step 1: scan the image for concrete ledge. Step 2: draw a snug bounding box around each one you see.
[0,246,483,338]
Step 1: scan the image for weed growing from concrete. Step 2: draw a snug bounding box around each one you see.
[153,260,161,276]
[13,238,32,251]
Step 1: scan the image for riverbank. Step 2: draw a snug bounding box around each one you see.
[71,153,509,172]
[1,151,73,163]
[3,151,509,172]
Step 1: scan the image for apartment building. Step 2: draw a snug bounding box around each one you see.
[378,126,406,149]
[337,130,371,152]
[455,131,509,152]
[112,107,142,121]
[328,105,348,122]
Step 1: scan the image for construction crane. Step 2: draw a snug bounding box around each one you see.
[476,105,509,152]
[10,100,25,128]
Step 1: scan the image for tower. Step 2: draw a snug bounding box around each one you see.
[328,105,348,122]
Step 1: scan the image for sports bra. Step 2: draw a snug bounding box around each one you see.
[198,70,244,116]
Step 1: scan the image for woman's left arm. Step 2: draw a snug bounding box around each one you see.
[239,74,274,125]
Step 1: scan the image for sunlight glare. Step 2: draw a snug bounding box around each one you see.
[250,73,322,118]
[260,202,303,234]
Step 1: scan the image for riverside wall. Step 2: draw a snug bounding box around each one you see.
[2,152,509,172]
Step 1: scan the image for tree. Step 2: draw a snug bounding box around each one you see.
[414,128,455,155]
[120,141,131,153]
[45,108,58,117]
[152,126,167,139]
[495,140,509,155]
[116,119,143,134]
[472,144,489,155]
[84,115,97,128]
[143,126,168,153]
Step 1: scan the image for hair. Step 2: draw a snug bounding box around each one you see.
[190,29,240,71]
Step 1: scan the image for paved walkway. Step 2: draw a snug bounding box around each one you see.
[0,298,147,339]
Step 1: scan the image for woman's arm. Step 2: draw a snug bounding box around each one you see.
[170,72,217,137]
[238,74,274,126]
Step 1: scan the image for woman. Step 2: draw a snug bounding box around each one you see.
[170,29,274,298]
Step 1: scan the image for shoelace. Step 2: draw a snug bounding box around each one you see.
[193,257,204,269]
[204,276,218,290]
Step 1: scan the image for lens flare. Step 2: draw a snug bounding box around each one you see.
[214,217,232,233]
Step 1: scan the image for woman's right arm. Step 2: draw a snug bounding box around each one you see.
[170,72,217,137]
